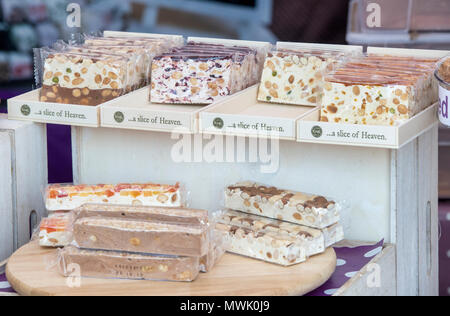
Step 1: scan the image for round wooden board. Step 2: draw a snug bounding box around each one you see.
[6,241,336,296]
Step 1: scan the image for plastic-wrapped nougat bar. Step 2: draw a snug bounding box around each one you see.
[45,182,184,211]
[321,55,439,126]
[151,41,271,104]
[224,182,341,229]
[216,210,343,265]
[58,246,200,282]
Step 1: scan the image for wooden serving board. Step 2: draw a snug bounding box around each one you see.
[6,241,336,296]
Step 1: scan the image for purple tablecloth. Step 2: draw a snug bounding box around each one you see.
[306,240,384,296]
[439,202,450,297]
[0,273,14,294]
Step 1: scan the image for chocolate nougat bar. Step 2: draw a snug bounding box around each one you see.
[224,182,340,229]
[73,217,209,257]
[73,203,208,226]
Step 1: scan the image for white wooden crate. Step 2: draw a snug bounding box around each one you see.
[0,115,47,262]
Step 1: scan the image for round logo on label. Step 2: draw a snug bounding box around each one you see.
[21,104,31,116]
[213,117,224,129]
[114,111,124,123]
[311,126,323,138]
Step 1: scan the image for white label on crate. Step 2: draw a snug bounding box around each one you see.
[101,107,194,132]
[8,100,99,127]
[438,85,450,127]
[201,113,295,139]
[298,121,397,147]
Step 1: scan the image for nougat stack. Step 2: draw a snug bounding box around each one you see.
[39,34,182,106]
[39,182,184,248]
[258,48,351,106]
[150,41,270,104]
[321,55,439,126]
[218,182,344,266]
[56,204,224,282]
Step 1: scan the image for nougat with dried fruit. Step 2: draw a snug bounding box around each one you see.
[45,182,183,211]
[39,212,73,247]
[151,42,269,104]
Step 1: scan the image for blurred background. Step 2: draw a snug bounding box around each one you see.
[0,0,449,295]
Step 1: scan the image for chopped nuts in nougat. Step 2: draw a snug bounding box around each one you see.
[217,209,344,264]
[258,48,353,106]
[225,182,340,229]
[39,35,182,106]
[321,55,439,126]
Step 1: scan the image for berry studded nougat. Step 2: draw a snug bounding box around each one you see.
[151,42,269,104]
[321,55,439,126]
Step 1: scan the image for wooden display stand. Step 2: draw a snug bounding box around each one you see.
[5,241,336,296]
[70,115,438,296]
[6,35,445,295]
